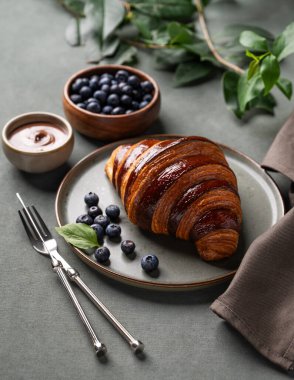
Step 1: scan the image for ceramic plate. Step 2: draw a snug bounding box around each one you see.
[55,135,284,291]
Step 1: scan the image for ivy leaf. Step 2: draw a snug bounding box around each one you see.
[260,54,280,95]
[173,61,213,87]
[237,71,264,113]
[276,78,293,100]
[222,71,243,119]
[239,31,268,52]
[272,22,294,61]
[55,223,99,249]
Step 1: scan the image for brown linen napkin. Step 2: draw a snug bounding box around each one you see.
[211,111,294,372]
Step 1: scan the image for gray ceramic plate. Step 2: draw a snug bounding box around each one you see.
[55,135,284,291]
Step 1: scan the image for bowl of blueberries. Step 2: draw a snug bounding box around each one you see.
[63,65,161,141]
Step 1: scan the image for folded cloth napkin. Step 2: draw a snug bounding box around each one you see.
[211,111,294,372]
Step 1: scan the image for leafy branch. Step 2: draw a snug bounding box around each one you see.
[58,0,294,119]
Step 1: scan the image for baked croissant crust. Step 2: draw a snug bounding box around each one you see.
[105,136,242,261]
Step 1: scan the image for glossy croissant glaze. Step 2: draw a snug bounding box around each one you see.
[105,137,242,261]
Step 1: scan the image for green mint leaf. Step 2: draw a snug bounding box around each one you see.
[55,223,99,250]
[173,61,213,87]
[272,22,294,61]
[237,71,264,113]
[222,71,243,119]
[239,31,268,51]
[260,54,280,95]
[276,78,293,100]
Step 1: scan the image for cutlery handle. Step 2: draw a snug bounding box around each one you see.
[51,258,107,357]
[67,268,144,354]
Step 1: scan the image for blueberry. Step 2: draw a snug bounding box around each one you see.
[89,77,99,91]
[121,240,135,255]
[111,106,125,115]
[86,101,101,113]
[125,110,133,114]
[81,78,90,86]
[84,192,99,207]
[107,93,120,107]
[99,77,111,86]
[93,90,107,103]
[115,70,129,82]
[131,101,140,110]
[71,78,84,93]
[77,102,86,109]
[105,223,121,238]
[141,255,159,272]
[101,84,110,93]
[111,79,118,85]
[80,86,92,100]
[132,89,143,100]
[102,105,113,115]
[91,223,104,244]
[139,100,149,109]
[118,82,126,92]
[90,74,100,81]
[85,97,98,104]
[128,75,140,88]
[70,94,83,104]
[141,81,154,93]
[101,73,114,81]
[143,93,153,102]
[110,84,121,94]
[94,246,110,264]
[76,214,94,225]
[121,85,133,96]
[88,205,102,218]
[94,215,110,230]
[120,94,132,107]
[105,204,120,220]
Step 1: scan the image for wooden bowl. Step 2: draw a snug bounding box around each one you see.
[63,65,161,141]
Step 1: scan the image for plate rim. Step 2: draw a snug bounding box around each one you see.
[55,134,285,291]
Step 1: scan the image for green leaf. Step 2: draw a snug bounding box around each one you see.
[276,78,293,100]
[239,31,268,51]
[65,17,82,46]
[167,22,194,45]
[130,0,195,21]
[272,22,294,61]
[222,71,243,119]
[249,93,277,114]
[154,48,195,69]
[55,223,99,249]
[101,43,138,65]
[247,60,259,80]
[237,71,264,112]
[173,61,213,87]
[245,50,259,61]
[86,36,120,63]
[260,54,280,94]
[103,0,125,40]
[61,0,85,17]
[218,24,274,42]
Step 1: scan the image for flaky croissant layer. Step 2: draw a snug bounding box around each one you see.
[105,136,242,261]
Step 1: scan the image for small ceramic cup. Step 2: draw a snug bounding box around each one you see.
[2,112,74,173]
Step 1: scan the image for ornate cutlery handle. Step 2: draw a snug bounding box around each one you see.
[67,267,144,354]
[51,258,107,357]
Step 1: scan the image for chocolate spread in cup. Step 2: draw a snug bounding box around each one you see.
[8,122,67,152]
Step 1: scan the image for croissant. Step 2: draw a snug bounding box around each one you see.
[105,136,242,261]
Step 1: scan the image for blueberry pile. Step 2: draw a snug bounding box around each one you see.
[69,69,154,115]
[75,191,159,273]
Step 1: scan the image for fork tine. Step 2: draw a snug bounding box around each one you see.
[24,206,47,240]
[18,210,37,243]
[32,206,52,238]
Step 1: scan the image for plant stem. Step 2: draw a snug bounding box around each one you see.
[194,0,244,75]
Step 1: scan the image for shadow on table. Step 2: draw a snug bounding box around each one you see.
[19,162,72,192]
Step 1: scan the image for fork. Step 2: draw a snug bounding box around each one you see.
[17,193,144,356]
